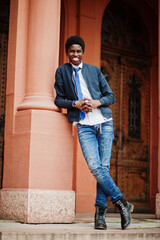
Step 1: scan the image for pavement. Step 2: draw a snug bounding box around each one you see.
[0,213,160,239]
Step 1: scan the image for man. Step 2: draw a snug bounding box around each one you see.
[54,36,134,230]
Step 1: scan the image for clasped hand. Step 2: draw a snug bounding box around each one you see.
[76,98,101,113]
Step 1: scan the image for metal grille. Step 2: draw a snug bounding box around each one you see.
[128,74,141,139]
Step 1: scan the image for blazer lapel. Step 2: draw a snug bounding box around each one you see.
[66,63,77,99]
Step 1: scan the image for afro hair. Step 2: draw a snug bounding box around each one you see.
[65,36,85,53]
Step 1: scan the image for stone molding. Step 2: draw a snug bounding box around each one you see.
[156,193,160,218]
[0,189,75,223]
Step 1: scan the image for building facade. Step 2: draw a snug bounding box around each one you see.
[0,0,159,223]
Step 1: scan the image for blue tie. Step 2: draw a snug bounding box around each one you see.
[73,68,85,120]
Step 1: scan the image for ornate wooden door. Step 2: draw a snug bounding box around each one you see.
[101,0,150,212]
[101,54,150,212]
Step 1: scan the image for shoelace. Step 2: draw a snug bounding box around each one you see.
[116,200,128,217]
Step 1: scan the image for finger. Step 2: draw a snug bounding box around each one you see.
[84,103,92,108]
[82,107,93,112]
[84,109,92,113]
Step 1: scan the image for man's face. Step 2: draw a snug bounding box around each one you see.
[67,44,84,66]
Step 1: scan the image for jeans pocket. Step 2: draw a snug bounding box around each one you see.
[104,120,113,126]
[102,121,114,139]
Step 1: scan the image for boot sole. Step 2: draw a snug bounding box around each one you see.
[94,225,107,230]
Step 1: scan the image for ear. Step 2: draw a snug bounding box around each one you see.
[66,51,69,57]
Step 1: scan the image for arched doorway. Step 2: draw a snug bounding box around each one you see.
[0,0,10,188]
[101,0,151,212]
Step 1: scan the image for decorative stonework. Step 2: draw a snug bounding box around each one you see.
[0,189,75,223]
[156,193,160,219]
[101,0,150,56]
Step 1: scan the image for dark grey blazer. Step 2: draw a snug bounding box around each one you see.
[54,63,115,123]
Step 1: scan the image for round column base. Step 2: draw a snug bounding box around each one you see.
[17,94,59,111]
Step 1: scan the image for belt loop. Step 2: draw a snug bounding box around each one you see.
[100,124,102,132]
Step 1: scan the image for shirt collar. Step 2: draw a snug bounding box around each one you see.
[70,61,83,69]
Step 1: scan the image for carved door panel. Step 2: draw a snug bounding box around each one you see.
[101,53,150,212]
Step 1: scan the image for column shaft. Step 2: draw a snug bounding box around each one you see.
[18,0,60,110]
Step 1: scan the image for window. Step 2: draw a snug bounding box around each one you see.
[128,74,141,139]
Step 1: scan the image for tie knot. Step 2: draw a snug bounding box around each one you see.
[73,67,80,73]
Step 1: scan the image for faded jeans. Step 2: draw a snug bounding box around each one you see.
[77,121,123,207]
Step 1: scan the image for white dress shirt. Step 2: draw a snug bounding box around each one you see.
[71,62,112,125]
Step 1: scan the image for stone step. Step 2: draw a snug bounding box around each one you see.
[0,214,160,240]
[0,230,160,240]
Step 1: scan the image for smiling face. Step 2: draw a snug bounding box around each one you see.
[67,44,84,66]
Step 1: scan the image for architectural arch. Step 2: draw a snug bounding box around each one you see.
[101,0,158,213]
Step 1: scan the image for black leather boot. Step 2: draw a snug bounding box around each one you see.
[94,206,107,230]
[115,198,134,230]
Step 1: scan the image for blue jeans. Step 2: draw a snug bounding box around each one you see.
[77,121,123,207]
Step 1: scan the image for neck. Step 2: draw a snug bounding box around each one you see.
[70,61,83,68]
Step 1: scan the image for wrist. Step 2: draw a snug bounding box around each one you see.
[97,100,101,107]
[72,101,77,108]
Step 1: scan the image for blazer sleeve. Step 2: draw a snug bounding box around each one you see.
[54,68,73,109]
[98,69,115,106]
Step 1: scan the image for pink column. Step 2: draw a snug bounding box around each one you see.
[17,0,59,110]
[0,0,75,223]
[156,0,160,219]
